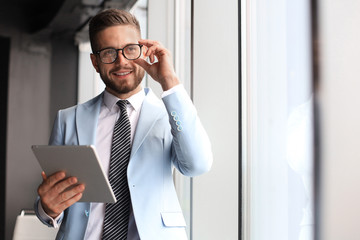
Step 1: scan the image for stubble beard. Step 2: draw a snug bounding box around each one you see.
[102,69,145,96]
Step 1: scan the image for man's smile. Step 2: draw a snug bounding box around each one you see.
[113,71,132,76]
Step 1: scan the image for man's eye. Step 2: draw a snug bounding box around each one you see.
[103,50,115,56]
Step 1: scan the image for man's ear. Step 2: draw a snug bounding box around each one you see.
[90,53,100,73]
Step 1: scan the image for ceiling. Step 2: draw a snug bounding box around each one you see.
[0,0,137,39]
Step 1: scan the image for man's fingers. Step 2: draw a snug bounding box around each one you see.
[38,174,80,203]
[143,46,156,63]
[144,45,165,60]
[139,40,167,60]
[41,171,47,180]
[47,171,66,187]
[41,183,85,218]
[138,39,161,48]
[137,38,178,89]
[41,184,85,218]
[52,177,79,196]
[59,192,84,210]
[56,183,85,203]
[38,171,66,194]
[134,58,151,72]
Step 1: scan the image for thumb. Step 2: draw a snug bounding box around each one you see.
[134,58,151,73]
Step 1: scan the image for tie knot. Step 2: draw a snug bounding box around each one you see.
[116,100,128,113]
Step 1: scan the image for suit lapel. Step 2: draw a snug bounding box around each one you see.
[76,93,103,145]
[74,89,163,156]
[131,88,165,158]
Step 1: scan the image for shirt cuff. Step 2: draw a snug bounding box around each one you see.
[161,84,185,98]
[37,200,63,228]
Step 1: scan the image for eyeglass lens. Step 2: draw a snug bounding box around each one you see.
[99,44,141,63]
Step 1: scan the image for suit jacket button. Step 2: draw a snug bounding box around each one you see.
[171,111,176,116]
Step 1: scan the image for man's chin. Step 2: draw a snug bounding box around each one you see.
[106,83,141,96]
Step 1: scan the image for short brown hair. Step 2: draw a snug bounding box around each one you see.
[89,8,141,52]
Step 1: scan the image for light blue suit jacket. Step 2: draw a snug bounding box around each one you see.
[35,88,212,240]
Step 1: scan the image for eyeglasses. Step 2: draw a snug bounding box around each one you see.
[95,44,143,64]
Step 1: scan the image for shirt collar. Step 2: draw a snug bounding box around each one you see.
[103,89,145,113]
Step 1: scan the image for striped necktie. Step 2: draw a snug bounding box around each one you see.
[102,100,132,239]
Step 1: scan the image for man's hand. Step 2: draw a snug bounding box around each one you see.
[134,39,180,91]
[37,171,85,219]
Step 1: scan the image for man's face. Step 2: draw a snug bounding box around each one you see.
[90,25,145,99]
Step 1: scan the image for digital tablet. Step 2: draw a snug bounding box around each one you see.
[32,145,116,203]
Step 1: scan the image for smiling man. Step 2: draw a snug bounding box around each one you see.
[34,8,212,240]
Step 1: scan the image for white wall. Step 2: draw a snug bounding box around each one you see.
[192,0,239,239]
[317,1,360,239]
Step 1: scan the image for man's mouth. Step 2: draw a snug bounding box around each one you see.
[114,71,132,76]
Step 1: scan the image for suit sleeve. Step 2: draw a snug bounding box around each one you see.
[162,86,213,177]
[34,197,64,228]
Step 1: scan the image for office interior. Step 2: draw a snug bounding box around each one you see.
[1,0,359,239]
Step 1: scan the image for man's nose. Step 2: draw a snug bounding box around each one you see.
[115,50,128,65]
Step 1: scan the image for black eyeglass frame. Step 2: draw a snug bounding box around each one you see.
[94,44,143,64]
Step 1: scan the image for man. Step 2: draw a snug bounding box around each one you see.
[35,8,212,240]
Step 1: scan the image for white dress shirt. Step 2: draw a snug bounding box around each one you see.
[39,85,183,239]
[84,89,145,240]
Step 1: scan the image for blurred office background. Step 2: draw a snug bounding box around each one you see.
[0,0,238,239]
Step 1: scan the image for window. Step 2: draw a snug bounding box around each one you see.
[242,0,314,239]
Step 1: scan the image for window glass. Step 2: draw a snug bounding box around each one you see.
[242,0,314,239]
